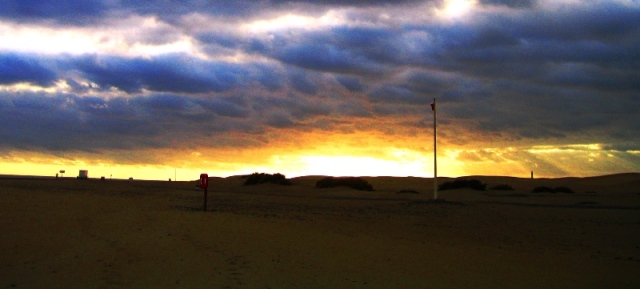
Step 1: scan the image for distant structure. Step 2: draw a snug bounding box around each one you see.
[531,171,534,179]
[78,170,88,179]
[59,170,65,178]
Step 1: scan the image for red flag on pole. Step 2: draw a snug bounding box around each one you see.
[430,101,435,111]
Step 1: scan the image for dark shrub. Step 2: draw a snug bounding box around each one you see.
[244,173,291,186]
[438,179,486,191]
[468,180,487,191]
[490,184,514,191]
[531,186,555,193]
[554,186,574,194]
[315,177,374,191]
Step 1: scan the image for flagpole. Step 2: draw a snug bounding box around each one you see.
[433,98,438,200]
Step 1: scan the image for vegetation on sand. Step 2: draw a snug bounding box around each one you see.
[244,173,291,186]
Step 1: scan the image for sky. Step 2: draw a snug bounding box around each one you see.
[1,0,639,180]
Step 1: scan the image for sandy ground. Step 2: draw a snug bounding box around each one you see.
[1,174,639,288]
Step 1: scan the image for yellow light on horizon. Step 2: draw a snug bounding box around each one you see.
[294,155,427,177]
[1,139,634,181]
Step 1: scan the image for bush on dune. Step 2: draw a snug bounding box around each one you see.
[244,173,291,186]
[438,179,487,191]
[315,177,374,191]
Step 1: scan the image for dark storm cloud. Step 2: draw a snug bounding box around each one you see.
[368,85,429,105]
[204,97,252,118]
[269,0,426,6]
[276,43,373,73]
[288,70,319,95]
[336,76,365,92]
[0,0,107,24]
[250,26,395,75]
[121,0,258,18]
[196,31,244,50]
[241,3,636,93]
[0,51,314,96]
[335,99,371,118]
[255,65,287,91]
[287,95,332,121]
[71,54,247,94]
[443,84,639,142]
[0,0,431,27]
[398,69,493,104]
[0,91,257,151]
[477,0,535,8]
[542,63,640,92]
[425,3,640,87]
[266,112,296,128]
[0,0,263,25]
[517,2,640,43]
[0,54,58,86]
[0,92,151,151]
[250,93,332,123]
[127,0,430,21]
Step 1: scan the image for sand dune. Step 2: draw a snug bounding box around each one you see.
[1,174,639,288]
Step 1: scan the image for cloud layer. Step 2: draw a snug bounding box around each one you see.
[1,0,639,177]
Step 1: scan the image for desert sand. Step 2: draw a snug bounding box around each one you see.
[1,173,639,288]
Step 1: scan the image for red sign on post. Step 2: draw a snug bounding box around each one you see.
[199,173,209,189]
[200,173,209,211]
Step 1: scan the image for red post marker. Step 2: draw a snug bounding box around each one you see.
[200,173,208,211]
[199,173,209,189]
